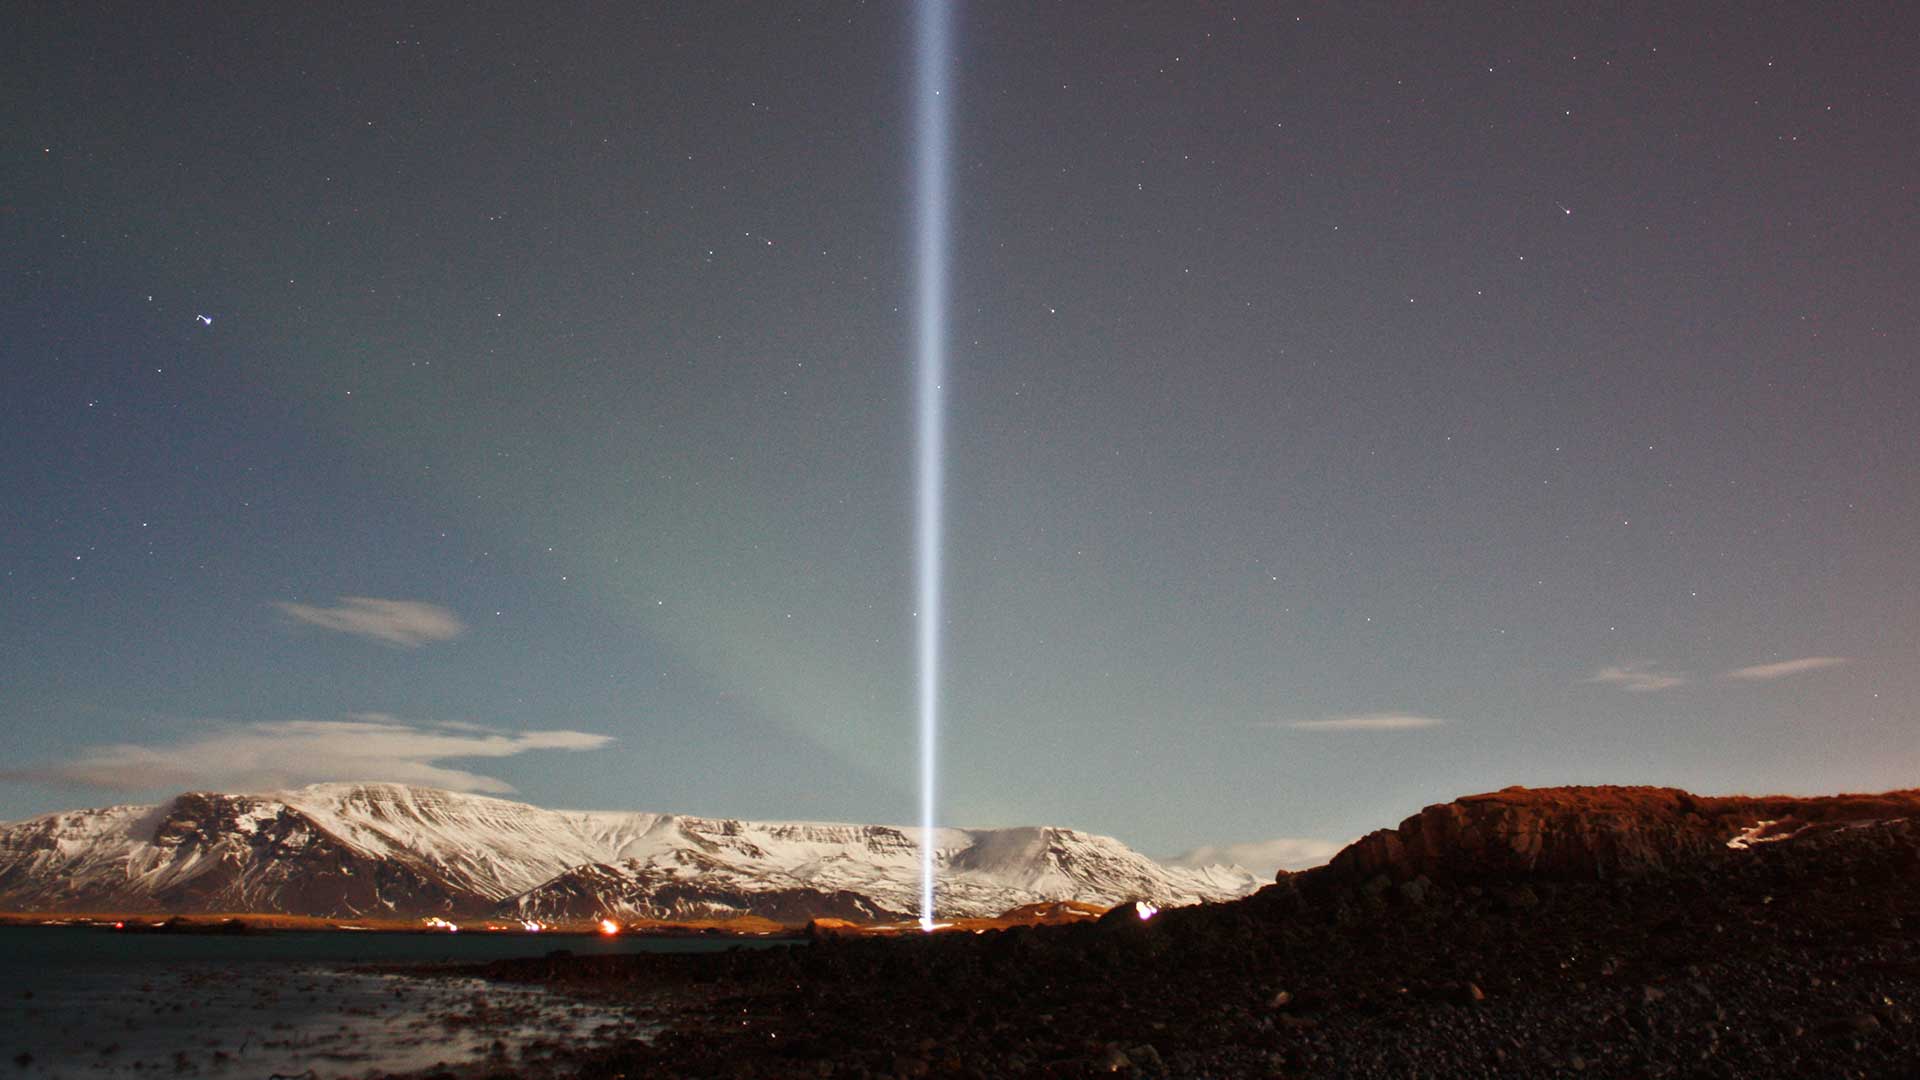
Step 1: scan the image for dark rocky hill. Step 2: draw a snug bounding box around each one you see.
[454,784,1920,1078]
[1309,784,1920,885]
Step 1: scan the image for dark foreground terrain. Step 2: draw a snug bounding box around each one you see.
[402,787,1920,1078]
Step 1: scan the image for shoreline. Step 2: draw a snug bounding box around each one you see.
[385,824,1920,1078]
[0,898,1114,938]
[0,934,655,1078]
[0,910,807,938]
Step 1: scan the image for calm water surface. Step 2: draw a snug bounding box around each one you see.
[0,926,794,1078]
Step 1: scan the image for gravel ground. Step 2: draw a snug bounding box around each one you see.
[393,819,1920,1079]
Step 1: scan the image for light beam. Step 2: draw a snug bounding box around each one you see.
[912,0,953,934]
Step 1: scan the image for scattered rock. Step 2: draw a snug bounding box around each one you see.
[1125,1043,1164,1071]
[380,786,1920,1080]
[1819,1013,1883,1038]
[1398,876,1432,906]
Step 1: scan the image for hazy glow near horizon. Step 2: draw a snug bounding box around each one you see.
[913,0,953,933]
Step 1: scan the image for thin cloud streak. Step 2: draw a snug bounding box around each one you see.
[275,597,466,647]
[5,717,613,795]
[1724,656,1850,681]
[1282,712,1452,731]
[1582,664,1689,692]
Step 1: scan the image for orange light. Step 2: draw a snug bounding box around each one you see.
[598,918,619,936]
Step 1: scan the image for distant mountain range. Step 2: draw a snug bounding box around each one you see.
[0,783,1257,921]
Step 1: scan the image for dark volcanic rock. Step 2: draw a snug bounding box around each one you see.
[1316,784,1920,884]
[437,788,1920,1080]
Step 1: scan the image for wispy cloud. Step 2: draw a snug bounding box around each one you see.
[274,597,466,647]
[1280,712,1452,731]
[1167,837,1344,878]
[1724,656,1850,681]
[1581,664,1689,692]
[4,716,612,795]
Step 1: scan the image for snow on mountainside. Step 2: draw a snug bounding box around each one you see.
[0,783,1256,920]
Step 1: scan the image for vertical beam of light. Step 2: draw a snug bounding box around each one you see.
[912,0,952,933]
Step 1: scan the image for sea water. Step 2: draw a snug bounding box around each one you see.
[0,926,793,1078]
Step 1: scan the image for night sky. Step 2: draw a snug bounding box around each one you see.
[5,3,1915,874]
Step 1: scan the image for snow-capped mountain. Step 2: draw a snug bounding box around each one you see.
[0,783,1256,920]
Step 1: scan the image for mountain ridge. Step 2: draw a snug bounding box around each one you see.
[0,782,1257,921]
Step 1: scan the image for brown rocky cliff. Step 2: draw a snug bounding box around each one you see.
[1312,784,1920,884]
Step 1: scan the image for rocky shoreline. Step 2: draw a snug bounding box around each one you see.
[394,786,1920,1079]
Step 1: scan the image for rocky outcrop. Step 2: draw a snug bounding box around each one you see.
[468,797,1920,1080]
[1313,785,1920,884]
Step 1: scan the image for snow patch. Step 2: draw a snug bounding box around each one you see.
[0,784,1260,919]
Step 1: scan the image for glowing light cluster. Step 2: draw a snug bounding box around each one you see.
[599,918,621,936]
[421,916,459,932]
[912,0,953,934]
